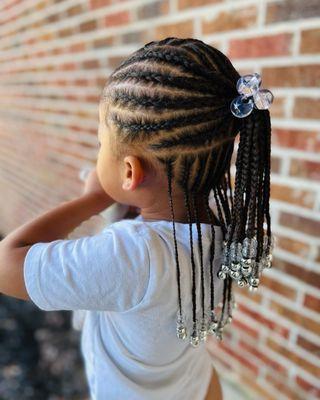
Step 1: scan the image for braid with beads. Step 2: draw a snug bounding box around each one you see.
[100,37,273,345]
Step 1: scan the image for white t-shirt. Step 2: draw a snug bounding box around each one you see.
[24,214,224,400]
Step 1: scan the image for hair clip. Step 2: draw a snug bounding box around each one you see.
[230,73,274,118]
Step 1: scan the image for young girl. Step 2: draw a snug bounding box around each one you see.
[0,37,275,400]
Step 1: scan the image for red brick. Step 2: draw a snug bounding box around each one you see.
[295,375,320,397]
[229,33,293,59]
[93,37,113,48]
[300,28,320,54]
[237,303,290,338]
[108,55,127,69]
[40,32,54,42]
[271,156,281,173]
[70,43,86,53]
[86,95,99,103]
[137,0,169,19]
[45,13,61,24]
[66,4,84,17]
[272,128,320,152]
[51,47,64,55]
[303,293,320,313]
[74,78,89,87]
[179,0,222,10]
[218,341,259,375]
[279,212,320,237]
[265,372,302,400]
[120,31,144,44]
[297,335,320,355]
[276,236,310,257]
[261,65,320,88]
[90,0,112,9]
[240,373,277,400]
[35,1,46,11]
[270,183,315,209]
[290,159,320,182]
[239,340,288,374]
[202,6,257,33]
[266,0,320,24]
[274,257,320,289]
[270,96,286,118]
[79,20,97,33]
[155,20,194,40]
[267,337,320,377]
[96,77,108,88]
[231,318,260,339]
[104,10,130,27]
[293,97,320,119]
[59,62,76,71]
[58,27,74,38]
[260,275,297,300]
[270,300,320,337]
[234,285,262,303]
[82,59,100,69]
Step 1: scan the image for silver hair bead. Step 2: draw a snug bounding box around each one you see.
[218,232,274,294]
[176,313,188,340]
[207,311,219,336]
[190,322,200,348]
[199,320,208,342]
[249,277,260,292]
[215,326,223,341]
[221,264,230,273]
[237,277,248,287]
[230,261,241,271]
[230,270,241,280]
[176,324,187,340]
[218,270,227,280]
[260,234,275,271]
[240,261,252,277]
[264,254,273,268]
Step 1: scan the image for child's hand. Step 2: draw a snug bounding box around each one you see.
[82,167,114,205]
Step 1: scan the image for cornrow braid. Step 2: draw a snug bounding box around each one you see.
[100,37,274,347]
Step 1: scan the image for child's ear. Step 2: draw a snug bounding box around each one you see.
[122,155,145,191]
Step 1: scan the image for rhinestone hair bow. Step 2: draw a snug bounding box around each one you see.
[230,73,274,118]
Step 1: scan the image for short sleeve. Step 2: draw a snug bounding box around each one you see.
[23,221,150,312]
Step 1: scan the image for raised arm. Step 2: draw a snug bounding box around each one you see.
[0,192,114,300]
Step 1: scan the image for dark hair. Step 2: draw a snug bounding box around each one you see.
[100,37,272,343]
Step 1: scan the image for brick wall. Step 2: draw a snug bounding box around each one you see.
[0,1,319,399]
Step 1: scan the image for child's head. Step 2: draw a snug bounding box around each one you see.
[97,37,273,345]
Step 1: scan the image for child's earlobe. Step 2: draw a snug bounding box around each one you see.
[122,180,132,190]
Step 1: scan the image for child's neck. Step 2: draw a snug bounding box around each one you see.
[140,203,213,224]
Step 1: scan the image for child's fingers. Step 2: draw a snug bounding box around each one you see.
[79,165,93,182]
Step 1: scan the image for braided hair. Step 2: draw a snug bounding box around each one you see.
[99,37,273,346]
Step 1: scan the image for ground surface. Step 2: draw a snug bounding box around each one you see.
[0,295,88,400]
